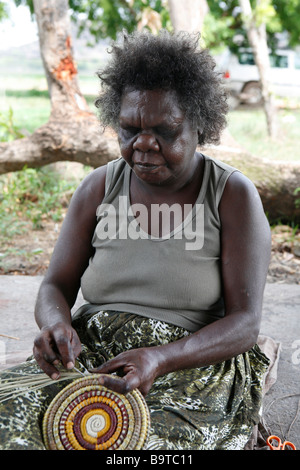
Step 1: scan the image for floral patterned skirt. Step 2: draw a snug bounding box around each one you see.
[0,310,269,450]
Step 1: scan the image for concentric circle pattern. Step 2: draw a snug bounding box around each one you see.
[42,374,150,450]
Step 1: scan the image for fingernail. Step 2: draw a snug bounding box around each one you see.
[51,372,59,380]
[67,361,74,370]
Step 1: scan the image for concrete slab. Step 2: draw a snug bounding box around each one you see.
[0,275,83,368]
[259,283,300,448]
[0,275,299,449]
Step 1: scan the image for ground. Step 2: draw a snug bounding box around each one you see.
[268,225,300,284]
[0,216,300,284]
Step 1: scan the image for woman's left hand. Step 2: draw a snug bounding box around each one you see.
[90,347,160,396]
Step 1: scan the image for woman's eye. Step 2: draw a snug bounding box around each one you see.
[156,127,177,140]
[120,127,139,138]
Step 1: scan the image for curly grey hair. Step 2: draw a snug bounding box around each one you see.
[95,30,228,145]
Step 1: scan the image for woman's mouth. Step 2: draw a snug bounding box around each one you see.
[135,162,159,171]
[131,155,167,179]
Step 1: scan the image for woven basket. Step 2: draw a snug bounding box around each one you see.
[42,374,150,450]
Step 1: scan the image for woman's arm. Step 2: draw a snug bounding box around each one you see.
[33,166,106,379]
[94,171,271,396]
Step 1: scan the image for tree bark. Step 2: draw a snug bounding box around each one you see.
[238,0,278,138]
[0,0,120,174]
[33,0,89,118]
[167,0,208,33]
[0,121,120,174]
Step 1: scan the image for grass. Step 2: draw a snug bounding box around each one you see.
[0,88,97,135]
[0,165,80,239]
[0,94,51,135]
[227,107,300,161]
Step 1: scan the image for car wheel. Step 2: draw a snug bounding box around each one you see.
[241,81,263,105]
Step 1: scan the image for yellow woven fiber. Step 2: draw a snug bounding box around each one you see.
[42,374,150,450]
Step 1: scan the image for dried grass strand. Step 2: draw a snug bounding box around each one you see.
[0,370,85,404]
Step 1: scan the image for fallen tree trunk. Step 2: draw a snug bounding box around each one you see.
[201,133,300,224]
[0,119,120,173]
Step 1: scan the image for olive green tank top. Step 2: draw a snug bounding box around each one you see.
[79,155,238,332]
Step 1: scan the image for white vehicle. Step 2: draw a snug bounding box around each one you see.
[219,48,300,105]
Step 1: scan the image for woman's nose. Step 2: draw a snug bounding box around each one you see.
[133,133,160,152]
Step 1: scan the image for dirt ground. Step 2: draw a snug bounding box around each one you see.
[0,216,300,284]
[268,225,300,284]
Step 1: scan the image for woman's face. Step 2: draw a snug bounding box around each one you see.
[118,89,199,189]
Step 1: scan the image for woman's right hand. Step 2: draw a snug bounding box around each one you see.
[33,322,82,379]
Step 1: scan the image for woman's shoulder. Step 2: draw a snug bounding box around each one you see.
[203,153,239,176]
[219,168,267,229]
[222,168,259,202]
[78,164,107,195]
[202,153,267,226]
[73,158,126,208]
[69,164,108,216]
[203,153,257,195]
[201,154,241,208]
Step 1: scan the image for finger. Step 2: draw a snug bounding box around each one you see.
[70,332,82,359]
[90,351,133,375]
[120,368,140,392]
[91,360,119,375]
[91,362,141,394]
[33,345,61,380]
[52,329,76,370]
[33,333,61,368]
[97,374,131,395]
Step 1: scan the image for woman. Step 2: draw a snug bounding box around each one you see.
[0,30,271,450]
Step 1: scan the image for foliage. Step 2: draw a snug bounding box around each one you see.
[202,9,237,51]
[10,0,300,49]
[254,0,278,27]
[0,1,9,21]
[0,107,25,142]
[272,0,300,47]
[295,188,300,208]
[13,0,33,15]
[68,0,170,42]
[12,0,169,41]
[12,0,171,43]
[205,0,300,52]
[0,166,78,236]
[0,108,78,236]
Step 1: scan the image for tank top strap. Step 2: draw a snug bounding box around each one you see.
[201,154,239,208]
[104,158,127,197]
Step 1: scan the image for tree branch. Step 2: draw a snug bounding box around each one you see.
[0,0,120,174]
[0,117,120,174]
